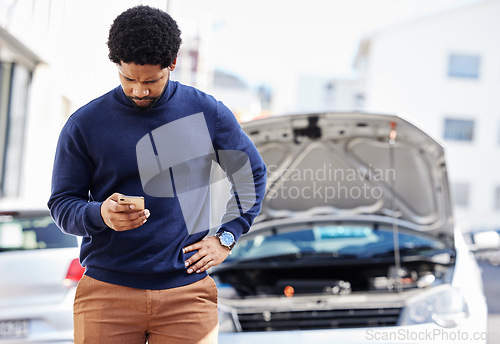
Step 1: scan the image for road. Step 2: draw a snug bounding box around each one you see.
[479,262,500,344]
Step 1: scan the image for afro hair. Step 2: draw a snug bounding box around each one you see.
[107,5,182,68]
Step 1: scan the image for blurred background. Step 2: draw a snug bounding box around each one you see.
[1,0,499,241]
[1,0,500,341]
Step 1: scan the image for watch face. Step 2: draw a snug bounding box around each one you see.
[220,232,234,246]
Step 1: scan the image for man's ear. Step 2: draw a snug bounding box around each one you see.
[168,57,177,71]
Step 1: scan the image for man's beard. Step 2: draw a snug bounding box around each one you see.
[127,81,168,111]
[128,96,159,111]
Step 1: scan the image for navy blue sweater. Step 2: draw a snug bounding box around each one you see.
[48,80,267,290]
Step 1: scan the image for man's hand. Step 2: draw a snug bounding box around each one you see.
[183,236,231,274]
[100,193,150,231]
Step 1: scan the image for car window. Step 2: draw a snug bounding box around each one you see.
[0,215,78,251]
[227,224,447,262]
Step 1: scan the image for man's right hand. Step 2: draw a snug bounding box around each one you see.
[100,193,150,231]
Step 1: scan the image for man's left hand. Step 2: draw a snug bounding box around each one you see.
[183,236,231,274]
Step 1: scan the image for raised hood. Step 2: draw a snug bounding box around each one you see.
[242,113,453,237]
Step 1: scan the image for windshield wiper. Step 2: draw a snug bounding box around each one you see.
[234,251,358,264]
[0,248,19,253]
[371,246,452,260]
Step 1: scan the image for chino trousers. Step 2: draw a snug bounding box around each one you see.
[73,275,219,344]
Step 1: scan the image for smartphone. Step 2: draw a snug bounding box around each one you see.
[117,195,145,210]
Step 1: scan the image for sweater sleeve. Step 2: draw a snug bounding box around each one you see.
[213,101,267,242]
[47,118,107,237]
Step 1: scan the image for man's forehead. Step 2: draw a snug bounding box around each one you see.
[117,62,167,80]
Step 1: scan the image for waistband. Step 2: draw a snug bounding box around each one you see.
[85,266,207,290]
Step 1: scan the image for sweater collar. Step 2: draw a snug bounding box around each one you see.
[115,79,176,110]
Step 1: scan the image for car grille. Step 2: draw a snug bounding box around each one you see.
[236,307,402,332]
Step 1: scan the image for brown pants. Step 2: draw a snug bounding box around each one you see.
[74,275,219,344]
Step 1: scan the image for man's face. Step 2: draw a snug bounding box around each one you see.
[117,61,175,110]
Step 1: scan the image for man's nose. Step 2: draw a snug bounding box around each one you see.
[133,86,150,97]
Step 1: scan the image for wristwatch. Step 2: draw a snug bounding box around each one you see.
[215,231,235,250]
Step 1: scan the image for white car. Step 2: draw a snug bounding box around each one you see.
[0,206,82,343]
[468,229,500,266]
[214,113,488,343]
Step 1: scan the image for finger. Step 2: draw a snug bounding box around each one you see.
[109,193,122,202]
[106,194,129,212]
[187,256,212,274]
[184,249,206,267]
[112,210,150,231]
[122,209,150,220]
[113,217,147,231]
[183,242,202,254]
[195,260,214,274]
[114,202,137,213]
[105,197,128,213]
[107,211,140,226]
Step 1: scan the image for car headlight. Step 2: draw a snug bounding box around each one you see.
[399,284,469,328]
[218,304,238,332]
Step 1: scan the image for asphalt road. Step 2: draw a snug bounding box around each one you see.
[479,262,500,344]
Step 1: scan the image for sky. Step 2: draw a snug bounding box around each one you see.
[38,0,483,103]
[170,0,483,86]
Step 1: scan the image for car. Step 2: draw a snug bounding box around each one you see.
[213,113,489,343]
[0,204,83,343]
[468,229,500,266]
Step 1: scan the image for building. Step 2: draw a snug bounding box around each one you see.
[0,0,266,203]
[0,1,46,199]
[353,0,500,230]
[0,26,42,198]
[296,75,364,114]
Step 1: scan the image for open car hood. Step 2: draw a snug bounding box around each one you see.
[242,113,453,238]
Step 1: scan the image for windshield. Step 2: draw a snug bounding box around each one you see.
[0,214,78,251]
[226,223,448,262]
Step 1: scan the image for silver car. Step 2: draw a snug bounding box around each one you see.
[215,113,488,343]
[0,206,81,343]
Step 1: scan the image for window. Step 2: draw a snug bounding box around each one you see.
[495,187,500,211]
[443,118,475,142]
[448,54,480,79]
[498,122,500,145]
[0,215,78,251]
[0,62,12,196]
[354,93,365,111]
[324,81,336,110]
[0,63,32,197]
[452,182,470,207]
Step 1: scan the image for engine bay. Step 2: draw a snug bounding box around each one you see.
[212,258,453,299]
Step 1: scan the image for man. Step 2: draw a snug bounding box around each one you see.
[48,5,267,344]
